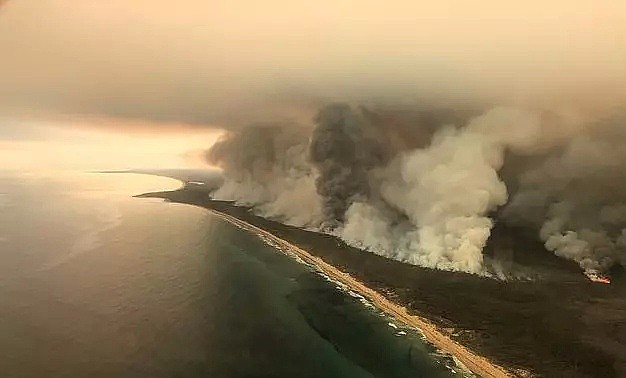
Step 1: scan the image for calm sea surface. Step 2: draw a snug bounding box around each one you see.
[0,172,465,377]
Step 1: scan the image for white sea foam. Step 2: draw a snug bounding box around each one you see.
[224,210,477,377]
[348,290,364,299]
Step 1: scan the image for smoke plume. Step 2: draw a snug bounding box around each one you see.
[208,105,605,276]
[339,108,540,273]
[309,104,378,227]
[2,0,626,277]
[207,123,323,227]
[206,101,626,276]
[503,125,626,273]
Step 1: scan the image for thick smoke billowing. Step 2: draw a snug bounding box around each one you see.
[2,0,626,278]
[309,104,378,227]
[207,103,626,276]
[340,108,540,273]
[207,123,323,227]
[503,126,626,272]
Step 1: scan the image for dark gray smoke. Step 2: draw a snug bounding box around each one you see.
[309,104,375,226]
[308,103,473,227]
[207,102,626,277]
[502,114,626,272]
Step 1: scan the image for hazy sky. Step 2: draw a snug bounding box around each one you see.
[0,116,220,171]
[1,0,625,170]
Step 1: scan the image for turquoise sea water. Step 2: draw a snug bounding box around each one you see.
[0,172,465,377]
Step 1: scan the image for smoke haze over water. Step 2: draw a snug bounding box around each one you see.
[2,1,626,274]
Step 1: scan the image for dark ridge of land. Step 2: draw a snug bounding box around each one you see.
[137,187,626,378]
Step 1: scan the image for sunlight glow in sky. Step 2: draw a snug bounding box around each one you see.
[1,1,625,172]
[0,117,221,172]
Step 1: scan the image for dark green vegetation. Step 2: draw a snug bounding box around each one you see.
[139,186,626,377]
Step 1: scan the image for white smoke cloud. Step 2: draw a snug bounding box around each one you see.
[505,128,626,272]
[208,104,626,277]
[213,169,325,228]
[340,108,540,274]
[209,125,324,228]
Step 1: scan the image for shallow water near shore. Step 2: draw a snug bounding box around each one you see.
[0,172,464,377]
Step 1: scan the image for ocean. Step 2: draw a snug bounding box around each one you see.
[0,171,466,377]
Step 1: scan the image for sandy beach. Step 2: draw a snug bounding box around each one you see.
[207,208,515,378]
[137,186,626,377]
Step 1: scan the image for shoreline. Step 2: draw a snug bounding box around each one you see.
[205,206,514,378]
[133,181,626,377]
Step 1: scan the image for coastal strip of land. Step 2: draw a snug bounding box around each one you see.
[136,181,626,377]
[207,206,513,378]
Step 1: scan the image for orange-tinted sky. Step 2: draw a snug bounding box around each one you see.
[0,117,220,171]
[1,1,625,170]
